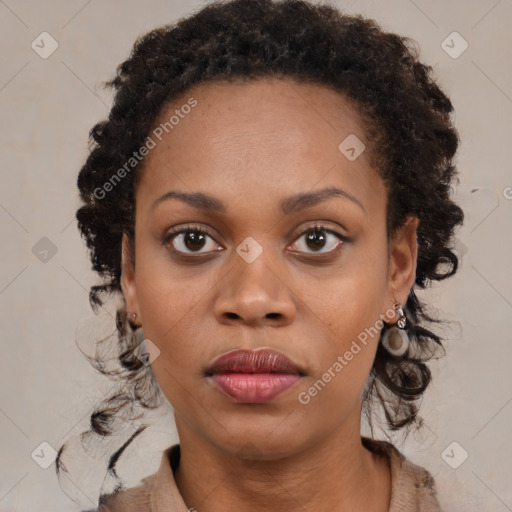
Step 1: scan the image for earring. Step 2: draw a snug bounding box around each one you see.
[381,302,410,357]
[128,312,145,344]
[128,313,144,339]
[128,312,138,329]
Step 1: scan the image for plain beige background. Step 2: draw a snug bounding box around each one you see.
[1,0,511,510]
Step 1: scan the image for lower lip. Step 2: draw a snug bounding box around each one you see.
[210,373,301,403]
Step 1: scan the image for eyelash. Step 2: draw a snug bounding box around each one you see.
[162,222,348,259]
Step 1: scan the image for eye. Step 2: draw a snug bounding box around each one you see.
[162,222,347,258]
[163,224,223,255]
[288,223,347,255]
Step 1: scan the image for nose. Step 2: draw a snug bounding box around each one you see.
[213,249,296,328]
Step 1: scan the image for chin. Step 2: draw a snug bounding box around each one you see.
[202,415,314,460]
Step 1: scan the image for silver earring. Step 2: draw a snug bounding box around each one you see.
[381,302,410,357]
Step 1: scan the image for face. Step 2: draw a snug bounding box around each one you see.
[121,77,419,459]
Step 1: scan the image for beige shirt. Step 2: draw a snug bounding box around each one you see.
[93,436,443,511]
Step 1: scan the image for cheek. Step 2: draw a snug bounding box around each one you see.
[297,287,385,421]
[134,235,207,338]
[297,240,388,393]
[136,274,205,368]
[297,242,388,347]
[133,252,204,378]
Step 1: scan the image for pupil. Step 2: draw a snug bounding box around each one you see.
[307,229,325,250]
[185,231,206,251]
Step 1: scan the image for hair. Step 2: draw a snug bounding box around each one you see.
[56,0,464,500]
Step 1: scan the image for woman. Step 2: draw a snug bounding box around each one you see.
[58,0,464,510]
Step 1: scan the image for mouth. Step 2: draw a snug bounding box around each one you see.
[205,348,306,404]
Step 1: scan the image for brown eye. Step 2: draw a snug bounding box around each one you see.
[289,224,346,255]
[164,226,222,255]
[304,228,328,251]
[180,231,208,252]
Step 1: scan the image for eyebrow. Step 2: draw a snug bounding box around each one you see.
[150,186,365,215]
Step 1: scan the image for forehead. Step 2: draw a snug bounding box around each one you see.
[136,77,385,218]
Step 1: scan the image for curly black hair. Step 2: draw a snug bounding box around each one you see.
[56,0,464,501]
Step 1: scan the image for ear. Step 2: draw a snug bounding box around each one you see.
[384,215,420,316]
[121,232,140,319]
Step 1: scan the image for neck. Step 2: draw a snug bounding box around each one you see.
[173,411,390,512]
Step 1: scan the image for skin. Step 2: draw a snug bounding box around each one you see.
[121,77,419,512]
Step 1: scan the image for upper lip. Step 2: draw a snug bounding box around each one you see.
[205,349,305,376]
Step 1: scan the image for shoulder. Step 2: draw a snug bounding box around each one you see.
[84,443,184,512]
[85,473,156,512]
[362,436,444,512]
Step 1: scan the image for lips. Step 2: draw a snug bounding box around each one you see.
[206,348,304,375]
[205,349,305,403]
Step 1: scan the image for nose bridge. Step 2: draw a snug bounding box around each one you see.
[214,239,295,326]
